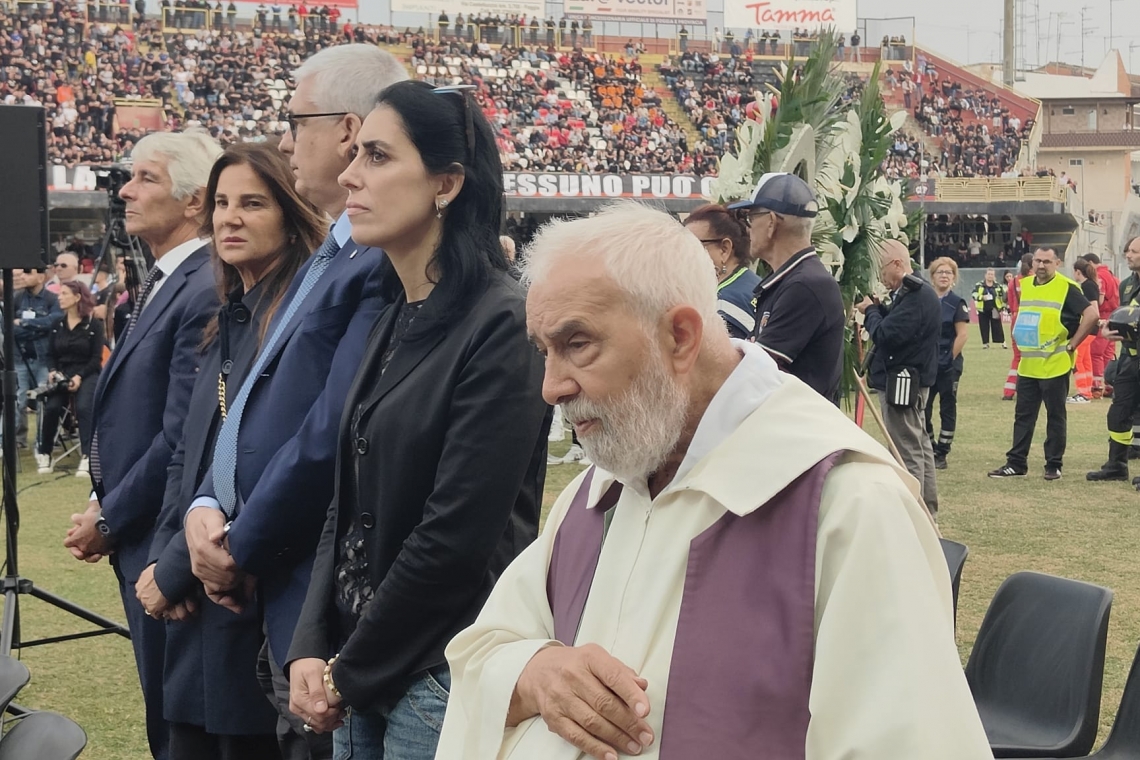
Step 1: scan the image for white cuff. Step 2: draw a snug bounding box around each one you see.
[187,496,223,518]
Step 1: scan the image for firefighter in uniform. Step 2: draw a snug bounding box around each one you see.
[1087,235,1140,485]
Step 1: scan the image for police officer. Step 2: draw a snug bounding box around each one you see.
[683,204,759,340]
[926,257,970,469]
[973,267,1007,348]
[728,172,844,401]
[857,240,942,515]
[1088,235,1140,485]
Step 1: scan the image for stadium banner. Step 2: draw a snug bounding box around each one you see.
[504,172,714,199]
[724,0,855,32]
[391,0,543,17]
[908,178,936,201]
[563,0,707,24]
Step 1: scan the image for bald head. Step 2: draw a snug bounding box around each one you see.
[877,239,912,290]
[54,253,79,283]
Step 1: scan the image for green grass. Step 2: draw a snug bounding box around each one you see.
[4,338,1140,757]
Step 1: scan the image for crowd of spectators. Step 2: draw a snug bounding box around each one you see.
[924,213,1033,269]
[412,35,704,174]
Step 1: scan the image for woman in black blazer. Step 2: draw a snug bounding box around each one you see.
[37,280,101,474]
[286,80,550,758]
[133,143,327,760]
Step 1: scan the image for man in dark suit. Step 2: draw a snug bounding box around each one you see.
[856,239,942,516]
[65,130,224,760]
[182,44,406,760]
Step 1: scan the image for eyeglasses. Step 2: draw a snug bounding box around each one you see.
[933,269,955,276]
[286,111,348,140]
[740,209,777,228]
[433,85,476,164]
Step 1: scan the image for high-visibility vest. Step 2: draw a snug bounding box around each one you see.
[1012,274,1074,379]
[973,281,1006,311]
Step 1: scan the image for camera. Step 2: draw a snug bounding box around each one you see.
[29,374,70,401]
[92,164,132,196]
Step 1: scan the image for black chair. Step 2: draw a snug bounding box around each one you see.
[966,571,1112,758]
[940,538,968,624]
[0,711,87,760]
[0,656,29,715]
[1065,639,1140,759]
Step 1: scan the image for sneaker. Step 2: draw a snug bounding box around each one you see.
[1002,395,1015,401]
[1044,466,1063,481]
[35,452,51,474]
[988,465,1026,478]
[1067,394,1091,404]
[1002,343,1009,349]
[75,456,90,476]
[982,344,990,350]
[934,455,947,470]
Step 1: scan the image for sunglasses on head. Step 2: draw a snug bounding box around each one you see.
[432,84,477,164]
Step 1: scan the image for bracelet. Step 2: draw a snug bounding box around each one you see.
[323,654,342,699]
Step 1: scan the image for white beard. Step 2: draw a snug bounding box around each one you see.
[563,350,689,484]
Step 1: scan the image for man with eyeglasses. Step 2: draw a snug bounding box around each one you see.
[46,252,79,294]
[988,247,1099,481]
[728,172,844,402]
[181,43,404,760]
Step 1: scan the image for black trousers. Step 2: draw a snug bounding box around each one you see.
[170,722,280,760]
[1108,353,1140,442]
[925,365,960,455]
[979,309,1005,345]
[1006,373,1070,470]
[37,382,95,456]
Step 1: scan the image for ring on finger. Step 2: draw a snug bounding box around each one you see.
[303,722,314,733]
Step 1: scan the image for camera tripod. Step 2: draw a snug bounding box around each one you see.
[0,264,129,688]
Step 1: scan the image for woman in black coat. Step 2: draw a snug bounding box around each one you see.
[286,81,550,759]
[134,143,326,760]
[36,280,101,475]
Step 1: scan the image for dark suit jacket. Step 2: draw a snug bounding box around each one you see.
[192,236,386,665]
[287,269,550,711]
[865,275,941,390]
[147,288,278,735]
[92,244,217,582]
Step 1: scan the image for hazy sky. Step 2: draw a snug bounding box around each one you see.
[856,0,1140,74]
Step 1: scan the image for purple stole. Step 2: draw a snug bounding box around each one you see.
[546,453,843,760]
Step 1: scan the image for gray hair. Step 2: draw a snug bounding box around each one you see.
[523,203,724,343]
[130,129,222,201]
[780,214,815,241]
[293,45,410,118]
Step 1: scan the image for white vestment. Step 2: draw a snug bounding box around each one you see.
[435,342,993,760]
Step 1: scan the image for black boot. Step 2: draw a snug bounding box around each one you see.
[1088,440,1130,481]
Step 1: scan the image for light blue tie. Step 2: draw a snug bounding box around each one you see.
[211,233,342,518]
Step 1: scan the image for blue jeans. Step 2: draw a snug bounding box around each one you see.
[13,357,47,446]
[333,666,450,760]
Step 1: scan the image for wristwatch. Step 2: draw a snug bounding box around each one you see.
[95,516,112,538]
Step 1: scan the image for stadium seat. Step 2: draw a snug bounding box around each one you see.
[966,572,1112,758]
[0,657,29,715]
[1056,639,1140,759]
[0,711,87,760]
[939,538,968,624]
[415,64,427,75]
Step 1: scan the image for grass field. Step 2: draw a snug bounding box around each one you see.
[3,338,1140,758]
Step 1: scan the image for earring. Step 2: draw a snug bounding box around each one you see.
[436,198,449,219]
[719,263,727,275]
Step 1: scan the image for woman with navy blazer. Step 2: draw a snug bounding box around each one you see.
[135,143,327,760]
[285,80,550,759]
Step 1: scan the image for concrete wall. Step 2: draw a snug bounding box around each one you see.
[1043,100,1132,134]
[1038,149,1132,219]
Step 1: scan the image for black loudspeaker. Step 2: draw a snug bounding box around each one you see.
[0,106,48,270]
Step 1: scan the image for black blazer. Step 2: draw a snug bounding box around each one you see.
[287,269,551,711]
[147,287,278,735]
[865,276,941,390]
[47,315,104,380]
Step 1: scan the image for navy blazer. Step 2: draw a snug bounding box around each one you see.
[193,236,386,665]
[148,290,278,736]
[93,245,218,582]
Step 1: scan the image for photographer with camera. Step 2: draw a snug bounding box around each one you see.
[11,268,62,450]
[856,239,941,516]
[36,281,103,476]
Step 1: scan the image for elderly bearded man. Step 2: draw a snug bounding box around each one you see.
[433,204,992,760]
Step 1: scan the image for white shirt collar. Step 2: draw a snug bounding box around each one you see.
[671,339,783,486]
[331,210,352,249]
[155,237,208,277]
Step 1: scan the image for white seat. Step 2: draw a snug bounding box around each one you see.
[511,59,521,69]
[416,64,427,75]
[538,60,550,70]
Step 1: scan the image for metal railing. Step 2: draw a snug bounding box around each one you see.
[932,177,1068,204]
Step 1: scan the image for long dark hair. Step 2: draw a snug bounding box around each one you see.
[199,143,327,348]
[372,80,507,337]
[59,280,96,319]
